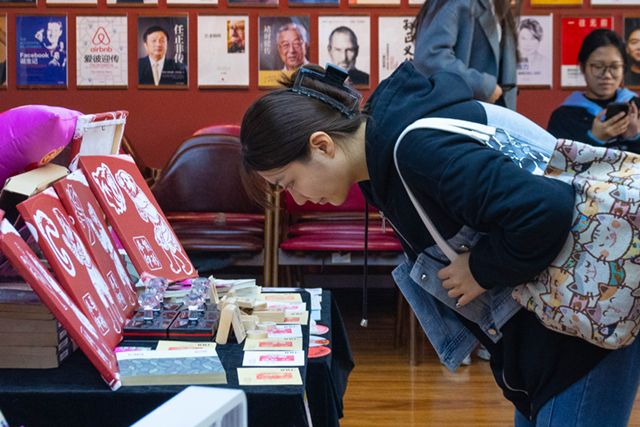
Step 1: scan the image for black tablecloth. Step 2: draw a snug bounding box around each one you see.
[0,290,354,427]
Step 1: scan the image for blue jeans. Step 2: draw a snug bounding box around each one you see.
[514,336,640,427]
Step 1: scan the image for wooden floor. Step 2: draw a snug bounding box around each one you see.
[331,288,640,427]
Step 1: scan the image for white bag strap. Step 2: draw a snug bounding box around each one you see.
[393,118,499,262]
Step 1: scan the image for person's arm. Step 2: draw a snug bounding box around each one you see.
[548,106,609,146]
[396,129,575,289]
[413,1,496,102]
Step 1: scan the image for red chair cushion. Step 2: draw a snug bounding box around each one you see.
[287,221,395,236]
[280,234,402,252]
[192,125,240,137]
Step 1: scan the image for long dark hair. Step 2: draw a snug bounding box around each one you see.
[412,0,520,43]
[240,65,365,204]
[577,28,626,69]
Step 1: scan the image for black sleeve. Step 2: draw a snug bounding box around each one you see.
[547,106,605,146]
[396,129,575,289]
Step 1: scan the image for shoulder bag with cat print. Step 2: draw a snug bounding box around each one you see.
[394,117,640,349]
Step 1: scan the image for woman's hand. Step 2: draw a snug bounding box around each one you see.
[488,85,503,104]
[437,252,486,307]
[592,109,630,141]
[622,101,640,140]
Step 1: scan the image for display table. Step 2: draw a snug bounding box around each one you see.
[0,290,353,427]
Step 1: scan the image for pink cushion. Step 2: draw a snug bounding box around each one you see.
[0,105,82,187]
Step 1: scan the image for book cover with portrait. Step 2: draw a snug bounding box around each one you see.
[318,16,371,88]
[258,16,309,88]
[16,15,68,87]
[137,16,188,88]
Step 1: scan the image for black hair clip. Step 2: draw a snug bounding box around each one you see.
[290,64,363,118]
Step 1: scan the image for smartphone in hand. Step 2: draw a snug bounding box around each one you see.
[605,102,630,121]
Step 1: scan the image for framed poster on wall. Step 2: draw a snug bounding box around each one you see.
[0,0,36,5]
[76,16,128,88]
[16,15,68,87]
[378,16,414,82]
[197,15,249,87]
[107,0,157,7]
[167,0,217,6]
[531,0,581,5]
[517,15,553,87]
[318,16,370,88]
[0,15,6,88]
[592,0,640,4]
[624,16,640,88]
[137,16,188,89]
[46,0,97,5]
[289,0,338,7]
[561,16,613,87]
[228,0,277,6]
[258,16,309,88]
[348,0,399,6]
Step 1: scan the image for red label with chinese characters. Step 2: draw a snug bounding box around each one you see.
[54,170,138,318]
[79,155,196,282]
[18,188,124,349]
[0,219,121,390]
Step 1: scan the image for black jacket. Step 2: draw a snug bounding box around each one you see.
[138,57,187,86]
[359,61,609,419]
[361,61,574,290]
[548,90,640,154]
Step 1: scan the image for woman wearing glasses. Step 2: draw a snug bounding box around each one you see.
[548,29,640,153]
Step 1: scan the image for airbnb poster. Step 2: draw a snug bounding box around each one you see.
[76,16,128,87]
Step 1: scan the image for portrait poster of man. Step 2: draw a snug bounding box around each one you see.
[516,15,552,87]
[167,0,217,5]
[76,16,128,87]
[258,16,309,88]
[198,15,249,87]
[624,17,640,88]
[107,0,158,5]
[137,16,188,88]
[228,0,277,7]
[16,15,68,87]
[561,16,612,87]
[407,0,424,5]
[318,16,370,88]
[530,0,581,4]
[348,0,399,6]
[592,0,640,4]
[0,0,36,4]
[378,16,414,82]
[0,15,6,87]
[288,0,338,7]
[46,0,96,5]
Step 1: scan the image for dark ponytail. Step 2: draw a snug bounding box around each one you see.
[240,64,365,203]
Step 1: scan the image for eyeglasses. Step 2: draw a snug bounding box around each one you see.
[278,40,303,51]
[588,62,624,77]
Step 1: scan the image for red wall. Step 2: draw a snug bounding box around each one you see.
[0,2,635,169]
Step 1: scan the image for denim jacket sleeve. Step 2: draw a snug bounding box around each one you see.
[395,129,575,289]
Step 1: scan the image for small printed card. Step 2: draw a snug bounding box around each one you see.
[282,311,309,325]
[267,324,302,339]
[155,340,217,351]
[242,350,305,367]
[259,293,302,302]
[244,337,303,351]
[237,368,302,386]
[264,301,306,312]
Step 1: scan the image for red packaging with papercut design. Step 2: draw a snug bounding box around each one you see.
[78,155,196,282]
[0,219,121,390]
[54,170,138,318]
[17,188,124,349]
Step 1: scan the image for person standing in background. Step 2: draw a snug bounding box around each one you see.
[412,0,519,110]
